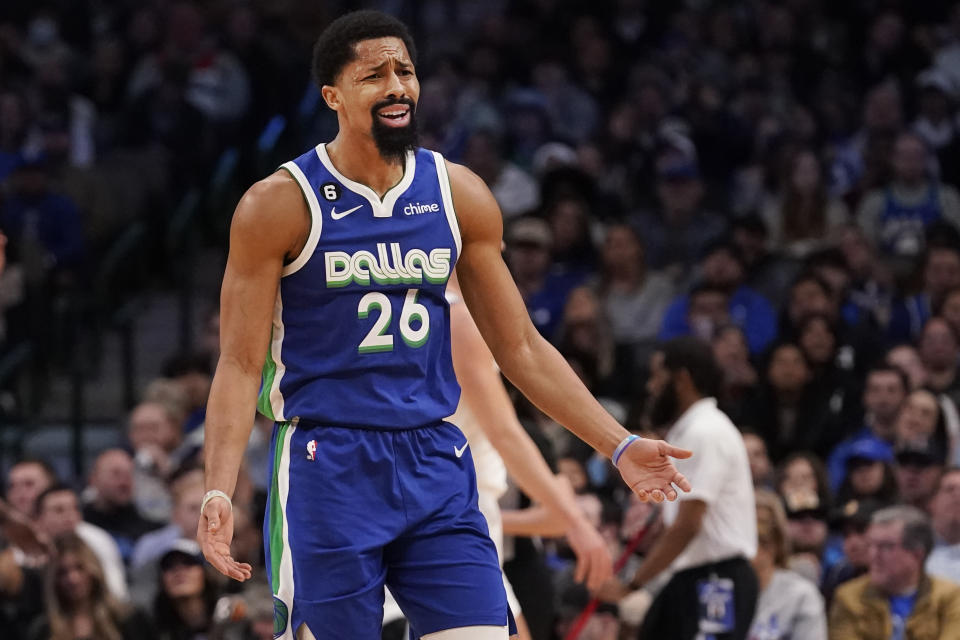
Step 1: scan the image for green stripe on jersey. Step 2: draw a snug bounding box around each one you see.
[257,329,277,421]
[268,421,290,594]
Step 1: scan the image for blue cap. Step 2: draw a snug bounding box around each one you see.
[847,437,894,463]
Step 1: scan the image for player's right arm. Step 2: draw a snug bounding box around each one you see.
[199,172,308,581]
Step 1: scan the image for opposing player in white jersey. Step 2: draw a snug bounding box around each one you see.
[444,277,616,639]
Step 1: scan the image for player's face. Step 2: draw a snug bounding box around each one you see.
[329,37,420,162]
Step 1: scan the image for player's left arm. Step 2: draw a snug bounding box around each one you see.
[447,161,692,502]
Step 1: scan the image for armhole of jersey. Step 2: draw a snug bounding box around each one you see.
[433,152,462,257]
[279,160,323,277]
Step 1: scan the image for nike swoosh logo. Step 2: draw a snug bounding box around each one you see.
[330,204,362,220]
[454,442,469,458]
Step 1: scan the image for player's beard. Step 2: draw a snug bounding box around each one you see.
[648,376,680,428]
[371,97,419,164]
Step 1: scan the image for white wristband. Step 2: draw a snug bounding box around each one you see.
[201,490,232,513]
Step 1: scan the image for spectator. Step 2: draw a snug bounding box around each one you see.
[5,457,57,516]
[728,214,797,310]
[0,153,86,278]
[937,287,960,339]
[917,318,960,409]
[761,149,849,259]
[555,286,621,400]
[505,217,584,340]
[747,343,842,461]
[161,352,213,434]
[630,143,728,273]
[130,469,204,570]
[542,195,597,276]
[776,452,832,508]
[925,467,960,584]
[912,69,960,186]
[830,506,960,639]
[887,344,929,390]
[34,484,128,602]
[889,245,960,342]
[857,132,960,264]
[601,338,757,640]
[153,540,224,640]
[659,241,778,355]
[822,498,882,608]
[894,389,950,453]
[713,325,758,418]
[27,533,155,640]
[127,400,185,522]
[742,431,774,491]
[684,283,731,343]
[837,224,896,335]
[893,439,947,513]
[796,313,862,448]
[0,499,45,638]
[828,365,909,491]
[83,449,161,563]
[782,488,832,585]
[462,129,539,218]
[592,223,674,359]
[749,489,828,640]
[835,439,899,507]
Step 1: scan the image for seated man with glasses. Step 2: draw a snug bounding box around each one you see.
[829,505,960,640]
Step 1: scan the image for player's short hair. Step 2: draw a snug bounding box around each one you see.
[312,10,417,89]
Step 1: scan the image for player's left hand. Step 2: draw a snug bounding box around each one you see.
[566,516,613,592]
[198,497,253,582]
[616,438,692,502]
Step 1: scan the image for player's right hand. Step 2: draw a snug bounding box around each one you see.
[198,497,252,582]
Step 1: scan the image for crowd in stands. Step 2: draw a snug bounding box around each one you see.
[4,0,960,638]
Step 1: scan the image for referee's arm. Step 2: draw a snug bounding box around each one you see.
[627,500,705,590]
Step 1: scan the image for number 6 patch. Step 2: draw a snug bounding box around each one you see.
[320,182,341,201]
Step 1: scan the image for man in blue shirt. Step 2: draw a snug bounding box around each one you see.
[659,241,777,354]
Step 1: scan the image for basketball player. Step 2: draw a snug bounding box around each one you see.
[198,10,691,640]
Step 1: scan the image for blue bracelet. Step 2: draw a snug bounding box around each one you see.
[612,434,641,467]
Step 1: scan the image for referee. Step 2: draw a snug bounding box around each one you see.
[603,337,758,639]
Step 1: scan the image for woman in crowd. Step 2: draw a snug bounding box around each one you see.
[761,149,849,259]
[835,442,899,506]
[748,490,828,640]
[153,541,225,640]
[29,533,155,640]
[591,223,675,366]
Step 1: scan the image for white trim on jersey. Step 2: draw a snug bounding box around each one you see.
[433,152,462,257]
[276,421,297,639]
[315,144,416,218]
[280,161,323,277]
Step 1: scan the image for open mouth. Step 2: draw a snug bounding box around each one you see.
[377,105,411,128]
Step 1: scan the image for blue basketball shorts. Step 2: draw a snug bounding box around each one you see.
[263,419,514,639]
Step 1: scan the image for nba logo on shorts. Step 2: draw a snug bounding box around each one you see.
[306,440,317,461]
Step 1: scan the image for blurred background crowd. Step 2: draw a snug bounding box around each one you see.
[3,0,960,638]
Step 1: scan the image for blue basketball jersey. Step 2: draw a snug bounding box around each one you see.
[256,143,462,429]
